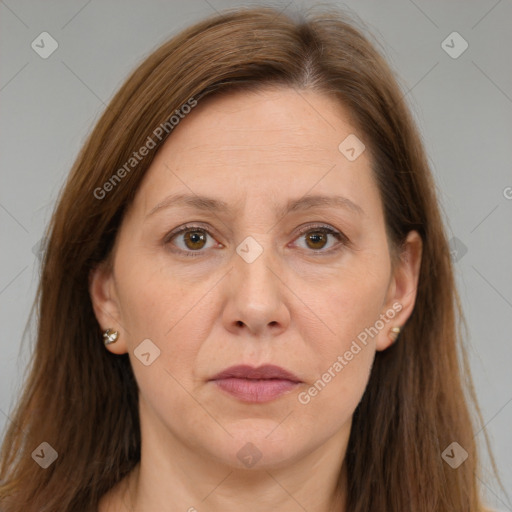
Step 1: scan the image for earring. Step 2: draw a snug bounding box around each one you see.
[389,326,401,343]
[103,328,119,345]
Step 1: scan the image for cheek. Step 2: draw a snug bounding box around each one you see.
[295,346,373,446]
[295,264,389,422]
[113,262,209,423]
[296,292,380,435]
[114,252,215,383]
[318,261,390,346]
[115,250,196,338]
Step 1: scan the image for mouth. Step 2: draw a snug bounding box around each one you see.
[209,364,302,403]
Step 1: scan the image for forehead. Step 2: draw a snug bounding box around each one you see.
[132,86,378,218]
[169,86,358,158]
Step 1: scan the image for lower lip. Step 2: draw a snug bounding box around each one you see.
[212,378,300,403]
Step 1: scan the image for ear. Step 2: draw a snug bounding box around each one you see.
[376,230,423,352]
[89,261,128,355]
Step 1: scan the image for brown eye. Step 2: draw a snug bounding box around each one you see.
[305,230,329,250]
[294,225,345,253]
[166,225,217,256]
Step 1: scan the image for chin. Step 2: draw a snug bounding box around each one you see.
[205,423,307,471]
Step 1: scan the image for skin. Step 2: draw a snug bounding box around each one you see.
[91,86,422,511]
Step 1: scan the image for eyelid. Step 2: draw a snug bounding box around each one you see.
[163,222,216,244]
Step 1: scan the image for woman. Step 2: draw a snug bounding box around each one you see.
[0,6,503,511]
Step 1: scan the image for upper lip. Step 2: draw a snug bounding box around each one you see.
[210,364,302,383]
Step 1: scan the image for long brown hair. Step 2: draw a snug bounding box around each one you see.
[0,6,502,511]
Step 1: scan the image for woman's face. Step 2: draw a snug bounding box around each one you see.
[91,86,421,470]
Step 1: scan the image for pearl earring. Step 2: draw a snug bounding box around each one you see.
[389,326,401,342]
[103,329,119,345]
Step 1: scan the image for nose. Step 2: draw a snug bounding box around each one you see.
[222,244,291,338]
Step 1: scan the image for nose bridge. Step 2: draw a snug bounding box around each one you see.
[224,232,290,335]
[233,233,280,300]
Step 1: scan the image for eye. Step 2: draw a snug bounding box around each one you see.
[165,223,347,257]
[292,224,346,253]
[165,224,219,256]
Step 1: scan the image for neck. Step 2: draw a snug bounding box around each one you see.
[127,460,347,512]
[120,412,350,511]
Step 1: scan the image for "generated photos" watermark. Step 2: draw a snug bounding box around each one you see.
[93,97,197,200]
[298,301,402,405]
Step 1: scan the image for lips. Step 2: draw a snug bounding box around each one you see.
[210,364,301,382]
[209,364,302,403]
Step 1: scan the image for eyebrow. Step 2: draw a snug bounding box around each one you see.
[146,193,364,218]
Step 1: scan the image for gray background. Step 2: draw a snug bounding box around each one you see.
[1,0,511,508]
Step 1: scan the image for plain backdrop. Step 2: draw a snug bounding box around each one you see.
[1,0,511,508]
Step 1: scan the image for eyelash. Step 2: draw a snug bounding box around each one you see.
[165,223,348,258]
